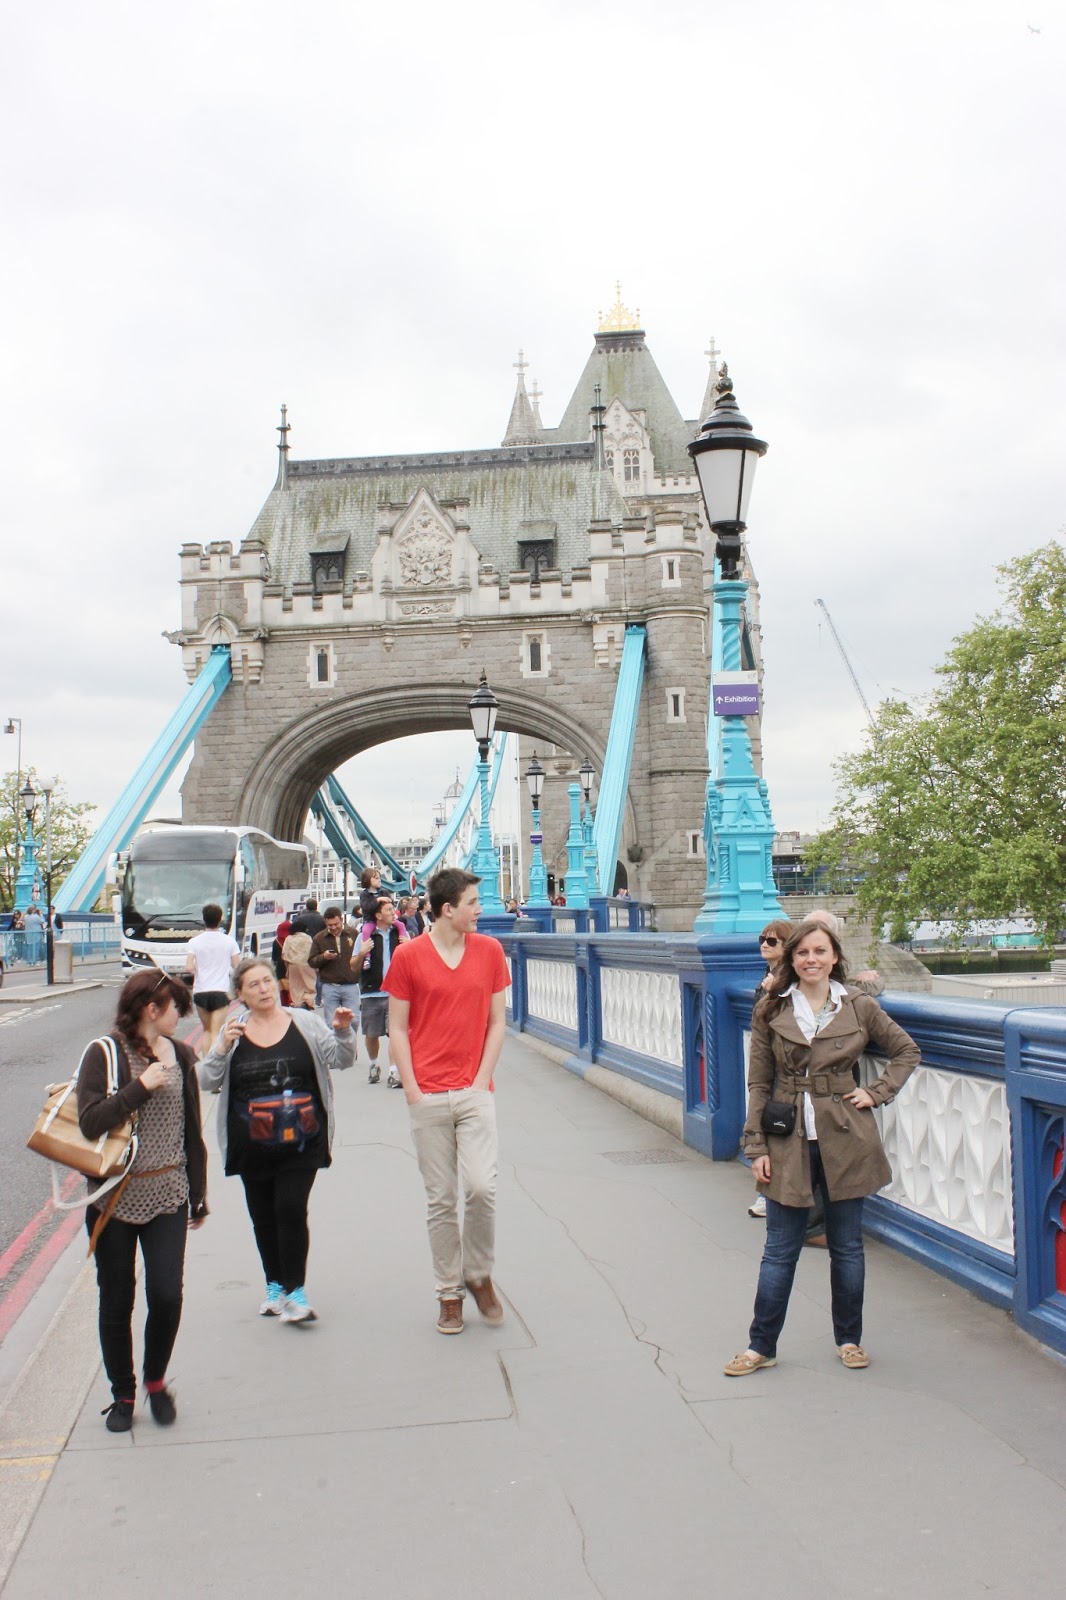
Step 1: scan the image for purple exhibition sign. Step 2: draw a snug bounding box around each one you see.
[713,681,760,717]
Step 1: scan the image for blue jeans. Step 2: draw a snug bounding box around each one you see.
[320,981,360,1032]
[748,1143,865,1357]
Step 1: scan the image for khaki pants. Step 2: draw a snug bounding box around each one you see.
[408,1090,497,1300]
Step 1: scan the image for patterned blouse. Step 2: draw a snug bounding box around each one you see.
[111,1041,189,1223]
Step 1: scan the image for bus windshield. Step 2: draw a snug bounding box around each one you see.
[122,858,235,932]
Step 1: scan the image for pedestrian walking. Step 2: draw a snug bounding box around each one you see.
[199,956,354,1322]
[309,904,371,1033]
[358,894,404,1087]
[747,919,793,1219]
[281,927,316,1010]
[76,970,208,1432]
[23,905,44,964]
[184,903,241,1056]
[724,920,919,1377]
[383,867,510,1335]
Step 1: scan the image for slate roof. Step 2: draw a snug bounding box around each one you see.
[538,330,701,477]
[247,444,627,592]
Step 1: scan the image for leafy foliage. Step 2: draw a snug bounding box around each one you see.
[804,543,1066,944]
[0,768,96,911]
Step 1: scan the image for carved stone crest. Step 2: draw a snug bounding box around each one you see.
[398,513,453,586]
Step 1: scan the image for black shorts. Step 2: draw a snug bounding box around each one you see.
[193,991,230,1014]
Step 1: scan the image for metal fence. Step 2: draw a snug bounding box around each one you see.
[1,915,120,971]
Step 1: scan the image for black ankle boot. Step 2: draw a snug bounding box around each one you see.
[102,1398,135,1433]
[147,1386,177,1425]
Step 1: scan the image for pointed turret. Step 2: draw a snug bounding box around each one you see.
[529,379,544,431]
[502,350,540,446]
[274,404,291,490]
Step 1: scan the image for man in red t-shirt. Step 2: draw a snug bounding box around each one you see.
[384,867,510,1335]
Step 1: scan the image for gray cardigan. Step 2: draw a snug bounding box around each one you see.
[198,1008,354,1168]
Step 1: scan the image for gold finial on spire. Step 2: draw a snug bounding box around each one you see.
[597,282,641,333]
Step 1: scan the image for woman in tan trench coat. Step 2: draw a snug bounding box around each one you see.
[724,920,919,1377]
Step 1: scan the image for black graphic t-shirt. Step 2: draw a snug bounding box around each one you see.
[226,1021,328,1176]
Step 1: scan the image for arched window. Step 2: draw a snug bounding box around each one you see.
[623,449,640,483]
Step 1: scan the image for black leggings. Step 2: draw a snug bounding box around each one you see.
[240,1168,318,1292]
[88,1203,188,1401]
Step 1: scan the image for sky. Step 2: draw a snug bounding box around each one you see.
[2,0,1062,853]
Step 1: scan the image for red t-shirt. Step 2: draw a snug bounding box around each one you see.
[382,931,511,1092]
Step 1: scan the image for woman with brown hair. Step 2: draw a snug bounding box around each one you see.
[725,919,919,1377]
[77,970,208,1432]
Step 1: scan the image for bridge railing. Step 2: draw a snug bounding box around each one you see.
[497,929,1066,1359]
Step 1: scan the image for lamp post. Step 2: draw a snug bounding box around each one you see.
[688,366,783,933]
[42,778,55,986]
[3,718,22,872]
[578,757,601,894]
[467,671,505,914]
[524,753,550,907]
[563,783,590,909]
[14,778,41,914]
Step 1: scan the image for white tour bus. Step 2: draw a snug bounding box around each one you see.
[120,824,312,973]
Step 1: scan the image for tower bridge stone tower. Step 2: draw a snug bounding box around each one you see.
[173,293,765,930]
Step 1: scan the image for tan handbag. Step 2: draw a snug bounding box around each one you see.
[27,1037,138,1193]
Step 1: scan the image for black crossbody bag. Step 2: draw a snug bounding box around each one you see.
[760,1099,797,1137]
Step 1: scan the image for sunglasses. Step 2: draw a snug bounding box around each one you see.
[759,935,782,947]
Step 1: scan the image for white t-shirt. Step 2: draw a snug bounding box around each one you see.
[187,929,240,993]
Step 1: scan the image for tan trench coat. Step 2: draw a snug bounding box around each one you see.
[744,992,920,1206]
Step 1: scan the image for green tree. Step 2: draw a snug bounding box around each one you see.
[0,769,96,911]
[805,543,1066,945]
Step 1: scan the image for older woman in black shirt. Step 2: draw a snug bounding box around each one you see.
[200,957,354,1322]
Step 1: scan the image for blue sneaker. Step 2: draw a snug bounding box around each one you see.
[259,1282,284,1316]
[280,1287,317,1323]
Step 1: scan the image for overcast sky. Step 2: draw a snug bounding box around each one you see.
[2,0,1062,854]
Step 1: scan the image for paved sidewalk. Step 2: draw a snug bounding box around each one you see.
[2,1032,1065,1598]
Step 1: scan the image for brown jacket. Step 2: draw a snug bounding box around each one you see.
[77,1033,209,1217]
[744,992,919,1206]
[308,926,362,984]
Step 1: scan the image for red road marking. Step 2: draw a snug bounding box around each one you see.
[0,1172,80,1281]
[0,1206,85,1344]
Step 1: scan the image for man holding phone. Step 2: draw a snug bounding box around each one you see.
[309,906,371,1034]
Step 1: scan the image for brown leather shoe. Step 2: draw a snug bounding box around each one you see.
[464,1277,505,1325]
[804,1233,829,1249]
[436,1298,464,1335]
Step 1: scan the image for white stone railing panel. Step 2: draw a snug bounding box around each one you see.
[601,967,683,1066]
[863,1057,1014,1254]
[526,959,579,1031]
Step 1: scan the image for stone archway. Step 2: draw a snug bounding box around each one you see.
[235,680,638,874]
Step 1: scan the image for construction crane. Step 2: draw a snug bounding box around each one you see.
[814,598,876,727]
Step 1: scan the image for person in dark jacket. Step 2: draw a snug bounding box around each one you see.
[77,970,208,1433]
[358,868,383,923]
[359,895,406,1086]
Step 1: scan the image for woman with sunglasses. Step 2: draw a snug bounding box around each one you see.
[748,922,793,1217]
[77,970,209,1432]
[725,919,919,1377]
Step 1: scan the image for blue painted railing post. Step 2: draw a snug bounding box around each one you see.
[586,938,603,1061]
[1004,1008,1066,1351]
[574,940,591,1053]
[696,933,767,1158]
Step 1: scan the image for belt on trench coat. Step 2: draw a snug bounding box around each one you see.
[775,1071,860,1097]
